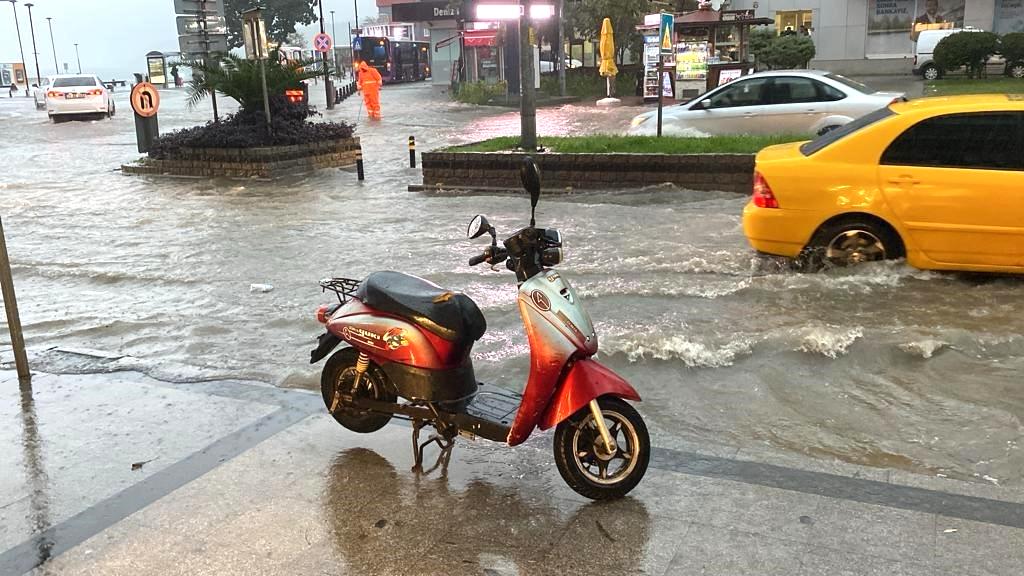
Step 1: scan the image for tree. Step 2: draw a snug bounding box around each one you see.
[999,32,1024,67]
[225,0,318,50]
[750,28,816,70]
[934,31,999,78]
[182,50,319,112]
[564,0,646,65]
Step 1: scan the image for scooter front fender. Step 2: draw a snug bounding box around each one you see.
[538,359,641,432]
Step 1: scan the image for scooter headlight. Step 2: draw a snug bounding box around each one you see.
[541,247,563,267]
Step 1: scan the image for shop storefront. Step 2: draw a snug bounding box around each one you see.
[727,0,1024,74]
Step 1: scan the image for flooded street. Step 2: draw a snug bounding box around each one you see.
[0,82,1021,489]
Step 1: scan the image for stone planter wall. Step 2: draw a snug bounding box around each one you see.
[122,138,361,179]
[421,151,755,194]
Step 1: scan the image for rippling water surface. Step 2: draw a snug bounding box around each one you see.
[1,84,1021,486]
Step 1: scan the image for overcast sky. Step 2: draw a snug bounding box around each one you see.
[0,0,377,80]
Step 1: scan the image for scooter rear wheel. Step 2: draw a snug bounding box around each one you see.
[321,348,395,433]
[553,396,650,500]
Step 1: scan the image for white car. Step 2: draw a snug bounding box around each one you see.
[628,70,905,137]
[913,28,1017,80]
[45,74,115,122]
[32,77,52,109]
[539,58,584,73]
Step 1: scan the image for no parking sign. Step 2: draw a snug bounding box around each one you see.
[313,32,333,53]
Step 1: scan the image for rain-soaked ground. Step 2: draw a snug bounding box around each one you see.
[0,79,1021,490]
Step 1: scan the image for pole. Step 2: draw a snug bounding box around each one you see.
[353,0,359,29]
[199,0,219,122]
[656,54,663,137]
[45,17,56,74]
[74,43,81,73]
[347,21,353,77]
[24,3,41,85]
[556,0,565,97]
[519,0,537,151]
[7,1,30,96]
[259,57,271,135]
[318,0,332,109]
[0,216,30,384]
[330,10,337,74]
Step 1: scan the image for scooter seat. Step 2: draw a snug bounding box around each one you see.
[356,271,486,343]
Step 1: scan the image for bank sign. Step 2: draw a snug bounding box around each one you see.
[391,1,465,21]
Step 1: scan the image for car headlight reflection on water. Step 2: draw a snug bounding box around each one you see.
[631,115,649,128]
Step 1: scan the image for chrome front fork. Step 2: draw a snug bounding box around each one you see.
[588,399,616,455]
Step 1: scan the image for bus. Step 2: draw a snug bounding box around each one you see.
[354,37,430,83]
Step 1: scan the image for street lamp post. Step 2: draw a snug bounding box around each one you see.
[74,43,81,73]
[6,1,30,96]
[45,16,57,74]
[317,0,332,109]
[330,9,337,74]
[353,0,359,29]
[519,0,537,151]
[23,3,42,86]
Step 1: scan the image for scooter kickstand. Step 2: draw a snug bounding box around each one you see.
[410,421,455,475]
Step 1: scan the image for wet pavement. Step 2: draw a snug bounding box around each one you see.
[3,370,1023,576]
[0,76,1022,573]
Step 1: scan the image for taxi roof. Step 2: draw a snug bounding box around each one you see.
[890,94,1024,114]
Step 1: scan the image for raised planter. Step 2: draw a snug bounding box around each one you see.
[420,151,755,194]
[121,137,361,179]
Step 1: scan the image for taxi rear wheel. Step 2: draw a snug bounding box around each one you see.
[801,219,904,270]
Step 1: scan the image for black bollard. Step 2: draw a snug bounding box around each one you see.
[356,147,365,181]
[408,136,416,168]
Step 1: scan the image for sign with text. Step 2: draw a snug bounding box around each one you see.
[391,1,461,22]
[178,33,228,55]
[176,15,227,36]
[173,0,224,16]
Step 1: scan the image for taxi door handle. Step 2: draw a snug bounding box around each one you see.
[887,175,920,185]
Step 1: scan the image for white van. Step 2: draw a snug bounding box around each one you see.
[913,28,1021,80]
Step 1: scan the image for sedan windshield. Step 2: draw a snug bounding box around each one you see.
[52,76,98,88]
[825,73,872,94]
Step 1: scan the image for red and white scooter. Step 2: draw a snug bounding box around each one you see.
[310,157,649,499]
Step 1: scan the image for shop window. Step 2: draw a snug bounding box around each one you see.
[775,10,813,36]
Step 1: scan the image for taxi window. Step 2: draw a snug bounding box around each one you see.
[799,107,895,156]
[881,112,1023,170]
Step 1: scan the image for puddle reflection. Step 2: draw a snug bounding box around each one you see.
[323,448,652,575]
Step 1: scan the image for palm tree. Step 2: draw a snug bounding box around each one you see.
[179,50,320,113]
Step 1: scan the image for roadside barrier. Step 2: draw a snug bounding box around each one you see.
[335,80,358,104]
[409,136,416,168]
[356,146,365,181]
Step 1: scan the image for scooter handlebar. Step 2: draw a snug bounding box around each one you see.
[468,253,489,266]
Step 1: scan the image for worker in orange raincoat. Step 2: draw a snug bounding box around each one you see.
[357,61,383,120]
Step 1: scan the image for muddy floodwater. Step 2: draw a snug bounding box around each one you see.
[1,83,1021,488]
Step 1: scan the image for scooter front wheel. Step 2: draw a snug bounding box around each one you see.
[553,396,650,500]
[321,348,396,433]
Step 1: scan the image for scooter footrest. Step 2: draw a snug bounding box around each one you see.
[464,383,521,428]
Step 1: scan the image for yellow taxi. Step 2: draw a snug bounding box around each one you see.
[742,94,1024,272]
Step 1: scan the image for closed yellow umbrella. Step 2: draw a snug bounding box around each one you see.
[598,17,618,103]
[599,17,618,78]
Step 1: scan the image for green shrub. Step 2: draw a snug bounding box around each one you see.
[540,68,636,99]
[1000,32,1024,65]
[749,27,815,70]
[454,81,507,105]
[934,31,999,78]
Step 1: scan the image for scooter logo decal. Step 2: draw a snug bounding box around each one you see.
[531,290,551,311]
[383,327,409,350]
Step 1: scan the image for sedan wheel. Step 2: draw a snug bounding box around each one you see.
[922,65,940,81]
[1009,63,1024,79]
[801,220,904,270]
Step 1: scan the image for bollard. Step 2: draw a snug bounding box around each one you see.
[356,147,365,181]
[408,136,416,168]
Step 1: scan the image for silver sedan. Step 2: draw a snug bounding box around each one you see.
[628,70,905,137]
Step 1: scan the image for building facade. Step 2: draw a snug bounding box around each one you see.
[729,0,1024,74]
[375,0,467,87]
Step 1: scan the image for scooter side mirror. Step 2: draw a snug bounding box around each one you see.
[467,214,492,240]
[520,156,541,210]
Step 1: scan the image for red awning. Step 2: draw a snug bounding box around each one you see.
[464,30,497,47]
